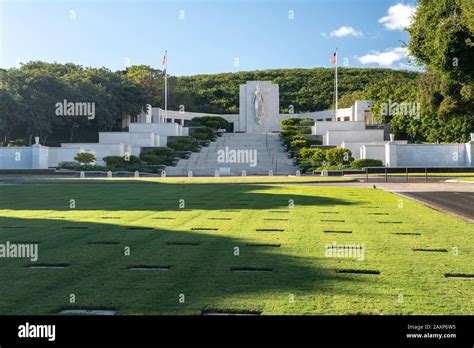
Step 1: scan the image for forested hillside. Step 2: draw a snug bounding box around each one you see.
[130,65,419,115]
[0,63,419,146]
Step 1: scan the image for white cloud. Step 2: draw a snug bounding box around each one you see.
[358,47,408,66]
[378,3,417,31]
[330,26,363,38]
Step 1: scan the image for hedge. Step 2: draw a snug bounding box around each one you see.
[351,159,383,169]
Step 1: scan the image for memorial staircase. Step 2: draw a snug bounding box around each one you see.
[165,133,298,176]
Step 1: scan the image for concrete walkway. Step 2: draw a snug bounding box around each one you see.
[303,181,474,222]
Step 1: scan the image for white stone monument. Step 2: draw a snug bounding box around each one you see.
[238,81,280,133]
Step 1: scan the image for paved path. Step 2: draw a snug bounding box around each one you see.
[304,181,474,222]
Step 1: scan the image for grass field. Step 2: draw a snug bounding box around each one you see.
[54,176,355,184]
[0,181,472,315]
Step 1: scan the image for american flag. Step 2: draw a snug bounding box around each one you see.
[330,51,337,64]
[162,51,168,74]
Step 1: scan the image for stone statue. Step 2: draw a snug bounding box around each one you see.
[253,85,264,125]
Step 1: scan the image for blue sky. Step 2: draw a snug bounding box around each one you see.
[0,0,418,76]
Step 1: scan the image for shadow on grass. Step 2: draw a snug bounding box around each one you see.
[0,182,358,211]
[0,215,371,315]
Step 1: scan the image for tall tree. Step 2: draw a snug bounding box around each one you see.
[407,0,474,142]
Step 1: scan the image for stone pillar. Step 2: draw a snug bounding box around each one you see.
[385,141,398,167]
[145,104,152,123]
[31,144,49,169]
[466,133,474,167]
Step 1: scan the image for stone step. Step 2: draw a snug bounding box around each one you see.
[165,132,297,176]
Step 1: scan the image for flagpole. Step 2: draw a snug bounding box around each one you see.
[335,48,338,120]
[164,71,167,122]
[163,50,168,123]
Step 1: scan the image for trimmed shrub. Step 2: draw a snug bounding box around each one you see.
[306,138,322,146]
[188,116,229,130]
[281,125,299,132]
[104,155,141,167]
[325,148,353,166]
[103,156,125,167]
[281,118,300,127]
[142,155,160,165]
[74,152,95,165]
[299,119,315,126]
[281,130,298,138]
[168,139,198,152]
[317,165,348,171]
[147,147,174,157]
[58,161,78,169]
[191,126,215,141]
[299,148,319,160]
[311,148,327,164]
[351,159,383,169]
[289,139,307,149]
[298,127,312,134]
[281,117,314,135]
[126,155,141,164]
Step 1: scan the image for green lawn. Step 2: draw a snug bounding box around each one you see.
[0,181,472,315]
[53,175,355,184]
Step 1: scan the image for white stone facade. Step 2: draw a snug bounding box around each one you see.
[385,141,474,167]
[1,80,474,170]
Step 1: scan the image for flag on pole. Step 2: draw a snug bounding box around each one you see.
[330,51,337,64]
[162,51,168,74]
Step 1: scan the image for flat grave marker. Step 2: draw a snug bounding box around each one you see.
[231,267,273,272]
[128,265,170,271]
[28,263,69,269]
[59,308,116,315]
[336,269,380,275]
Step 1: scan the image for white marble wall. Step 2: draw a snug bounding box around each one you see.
[385,142,473,167]
[129,122,186,136]
[361,144,386,162]
[314,121,366,137]
[342,140,408,160]
[325,129,384,146]
[50,143,127,167]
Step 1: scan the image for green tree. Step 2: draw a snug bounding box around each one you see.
[407,0,474,142]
